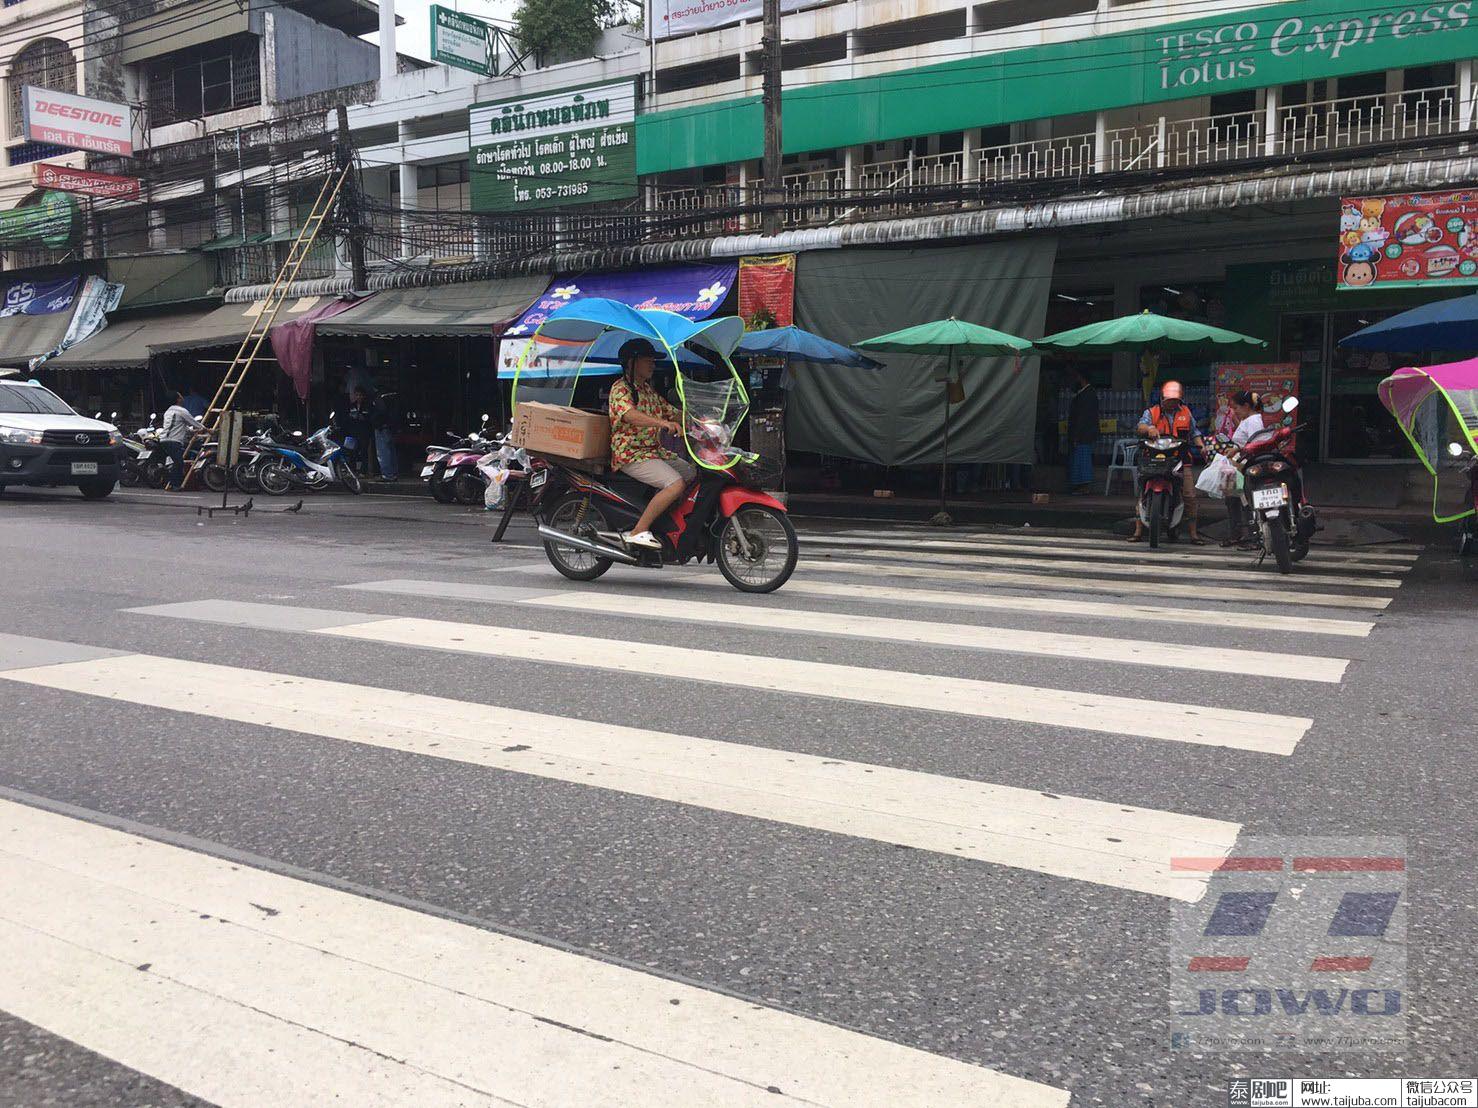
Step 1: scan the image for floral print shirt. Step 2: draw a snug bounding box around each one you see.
[608,377,682,469]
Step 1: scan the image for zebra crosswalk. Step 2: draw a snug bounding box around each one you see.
[0,524,1419,1107]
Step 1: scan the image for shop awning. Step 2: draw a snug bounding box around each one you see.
[0,273,82,366]
[315,275,550,339]
[147,297,329,355]
[46,306,219,371]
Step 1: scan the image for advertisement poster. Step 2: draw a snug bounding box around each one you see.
[1338,192,1478,290]
[652,0,816,41]
[738,254,796,329]
[469,80,637,212]
[0,274,79,317]
[496,262,738,377]
[1212,362,1300,443]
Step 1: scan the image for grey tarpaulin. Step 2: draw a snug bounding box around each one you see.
[787,239,1057,465]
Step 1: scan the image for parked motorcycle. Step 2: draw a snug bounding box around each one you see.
[1448,440,1478,556]
[1229,396,1316,574]
[257,418,362,495]
[119,416,169,489]
[422,416,500,504]
[1135,435,1188,548]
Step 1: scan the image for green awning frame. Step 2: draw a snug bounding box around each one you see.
[197,232,272,252]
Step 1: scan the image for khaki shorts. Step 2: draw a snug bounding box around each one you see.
[620,457,696,488]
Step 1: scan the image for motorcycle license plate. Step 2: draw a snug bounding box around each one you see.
[420,465,435,478]
[528,469,547,489]
[1252,486,1287,510]
[71,462,98,476]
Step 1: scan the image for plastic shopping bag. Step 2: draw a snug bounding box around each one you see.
[1195,453,1235,499]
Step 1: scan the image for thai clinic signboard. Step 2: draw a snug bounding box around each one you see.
[1337,192,1478,290]
[470,80,637,211]
[34,163,140,201]
[430,5,492,76]
[653,0,814,41]
[23,86,136,156]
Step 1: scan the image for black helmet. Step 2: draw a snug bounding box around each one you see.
[618,338,658,371]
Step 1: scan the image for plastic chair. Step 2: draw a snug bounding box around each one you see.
[1104,438,1139,496]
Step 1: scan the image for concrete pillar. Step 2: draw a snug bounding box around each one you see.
[398,161,417,259]
[1262,84,1279,157]
[1093,111,1108,173]
[380,0,397,86]
[961,127,979,183]
[843,145,858,191]
[1155,114,1166,168]
[1459,59,1474,129]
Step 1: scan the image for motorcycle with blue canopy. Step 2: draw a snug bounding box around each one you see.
[510,299,798,593]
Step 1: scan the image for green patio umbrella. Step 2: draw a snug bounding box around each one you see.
[857,317,1033,525]
[1036,309,1267,401]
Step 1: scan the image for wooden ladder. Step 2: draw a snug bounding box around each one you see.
[184,163,353,471]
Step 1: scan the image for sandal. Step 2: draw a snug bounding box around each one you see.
[1187,535,1208,546]
[1126,532,1145,543]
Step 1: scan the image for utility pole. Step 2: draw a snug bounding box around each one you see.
[761,0,782,236]
[336,103,369,291]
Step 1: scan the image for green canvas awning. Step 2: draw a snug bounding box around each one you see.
[146,296,326,355]
[197,232,271,252]
[316,276,550,339]
[45,307,220,371]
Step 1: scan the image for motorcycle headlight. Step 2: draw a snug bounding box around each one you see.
[0,425,43,445]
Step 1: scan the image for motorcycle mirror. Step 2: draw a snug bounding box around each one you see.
[1450,441,1466,458]
[1281,396,1299,413]
[150,412,157,421]
[481,412,490,422]
[110,411,118,420]
[329,410,337,420]
[293,430,304,438]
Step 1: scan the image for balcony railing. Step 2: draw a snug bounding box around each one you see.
[643,82,1476,239]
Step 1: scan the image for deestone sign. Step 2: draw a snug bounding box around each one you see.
[23,86,135,156]
[470,80,637,212]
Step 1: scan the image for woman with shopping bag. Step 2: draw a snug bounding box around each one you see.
[1219,391,1266,547]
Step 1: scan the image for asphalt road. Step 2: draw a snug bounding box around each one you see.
[0,482,1473,1108]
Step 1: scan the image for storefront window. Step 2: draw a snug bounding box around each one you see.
[1327,311,1414,460]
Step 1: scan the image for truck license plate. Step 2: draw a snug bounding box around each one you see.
[71,462,98,476]
[1252,486,1287,510]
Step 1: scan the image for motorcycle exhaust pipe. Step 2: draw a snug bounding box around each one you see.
[536,523,640,565]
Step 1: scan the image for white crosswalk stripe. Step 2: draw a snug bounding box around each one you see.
[127,600,1314,753]
[832,527,1420,566]
[0,649,1238,898]
[804,538,1404,588]
[804,558,1394,610]
[343,580,1351,682]
[0,798,1071,1107]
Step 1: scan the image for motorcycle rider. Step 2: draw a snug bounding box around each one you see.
[1128,379,1207,545]
[607,338,694,550]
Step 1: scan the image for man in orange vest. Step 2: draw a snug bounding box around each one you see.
[1128,380,1207,545]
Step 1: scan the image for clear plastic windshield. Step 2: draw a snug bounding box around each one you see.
[677,362,752,471]
[511,333,601,408]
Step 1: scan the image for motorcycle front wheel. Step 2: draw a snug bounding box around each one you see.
[257,460,292,496]
[717,505,798,593]
[542,494,613,581]
[1148,490,1166,549]
[232,460,260,493]
[334,457,363,494]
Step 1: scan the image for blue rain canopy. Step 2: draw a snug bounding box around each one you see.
[499,298,745,378]
[734,325,882,368]
[1339,293,1478,352]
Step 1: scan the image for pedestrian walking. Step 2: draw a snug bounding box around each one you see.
[1067,369,1098,495]
[371,392,400,482]
[159,389,203,489]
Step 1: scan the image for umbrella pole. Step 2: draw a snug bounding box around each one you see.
[932,348,954,527]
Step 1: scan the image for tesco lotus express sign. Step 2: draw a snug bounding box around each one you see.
[1152,1,1474,93]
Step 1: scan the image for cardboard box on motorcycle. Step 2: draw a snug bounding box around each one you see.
[510,402,610,463]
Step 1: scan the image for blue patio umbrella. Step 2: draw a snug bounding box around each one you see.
[1339,293,1478,351]
[735,325,882,368]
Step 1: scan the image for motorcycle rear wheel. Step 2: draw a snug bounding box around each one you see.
[202,463,227,493]
[1267,517,1293,574]
[429,460,456,503]
[717,505,798,593]
[1148,490,1166,549]
[335,457,363,494]
[543,494,612,581]
[453,470,483,505]
[1457,518,1475,557]
[257,460,292,496]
